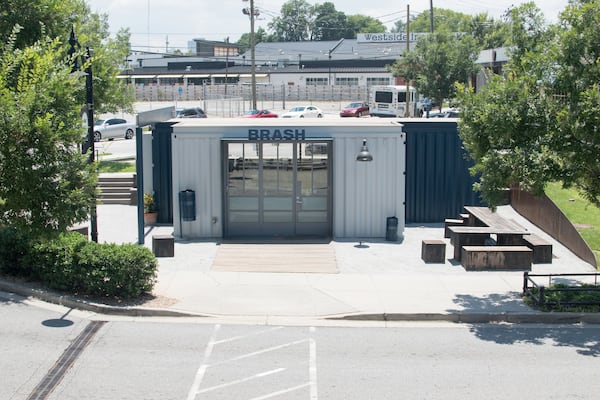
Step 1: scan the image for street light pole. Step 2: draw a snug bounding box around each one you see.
[69,28,98,242]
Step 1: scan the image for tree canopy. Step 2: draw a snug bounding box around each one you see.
[458,1,600,207]
[0,0,134,114]
[0,32,97,238]
[0,0,133,238]
[389,31,480,109]
[263,0,386,43]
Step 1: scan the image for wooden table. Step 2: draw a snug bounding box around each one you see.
[463,206,525,231]
[448,226,530,261]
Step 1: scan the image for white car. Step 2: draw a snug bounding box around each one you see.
[93,118,136,141]
[281,105,324,118]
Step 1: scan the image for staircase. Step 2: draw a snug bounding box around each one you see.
[97,173,137,205]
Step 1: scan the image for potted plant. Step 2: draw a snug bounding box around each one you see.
[143,193,157,225]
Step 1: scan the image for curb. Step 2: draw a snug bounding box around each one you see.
[329,312,600,324]
[0,280,203,318]
[3,279,600,324]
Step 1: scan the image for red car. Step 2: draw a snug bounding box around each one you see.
[241,109,278,118]
[340,101,370,117]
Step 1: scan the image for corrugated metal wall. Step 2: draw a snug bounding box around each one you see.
[403,121,483,223]
[333,135,405,238]
[152,122,175,223]
[152,120,482,227]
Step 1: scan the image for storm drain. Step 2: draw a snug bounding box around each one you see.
[27,321,106,400]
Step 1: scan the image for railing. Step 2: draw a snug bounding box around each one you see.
[523,272,600,307]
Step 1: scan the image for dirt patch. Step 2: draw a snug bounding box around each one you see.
[574,224,595,229]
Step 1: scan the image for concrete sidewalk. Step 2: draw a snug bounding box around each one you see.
[2,203,599,324]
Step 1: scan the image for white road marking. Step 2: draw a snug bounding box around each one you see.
[309,326,318,400]
[186,324,221,400]
[212,338,309,366]
[247,383,311,400]
[194,368,286,394]
[213,326,284,345]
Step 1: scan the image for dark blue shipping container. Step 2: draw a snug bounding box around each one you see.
[403,121,483,223]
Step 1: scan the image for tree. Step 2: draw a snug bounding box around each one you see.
[552,0,600,205]
[0,0,134,114]
[459,3,576,207]
[312,2,352,40]
[236,27,273,53]
[0,31,97,239]
[268,0,314,41]
[389,31,480,109]
[346,15,386,35]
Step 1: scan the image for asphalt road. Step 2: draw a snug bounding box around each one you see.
[3,297,600,400]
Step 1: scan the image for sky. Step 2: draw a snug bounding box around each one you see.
[85,0,570,53]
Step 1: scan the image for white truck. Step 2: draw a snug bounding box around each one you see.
[369,85,418,118]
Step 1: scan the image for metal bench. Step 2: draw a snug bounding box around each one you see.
[461,246,533,271]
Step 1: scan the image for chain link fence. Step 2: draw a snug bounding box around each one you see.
[134,84,372,117]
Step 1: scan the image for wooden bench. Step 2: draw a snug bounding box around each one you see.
[461,246,532,271]
[421,240,446,263]
[522,234,553,263]
[152,234,174,257]
[448,226,530,261]
[444,218,464,238]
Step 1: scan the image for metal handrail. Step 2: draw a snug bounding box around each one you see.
[523,272,600,307]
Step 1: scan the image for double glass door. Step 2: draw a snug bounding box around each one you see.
[224,141,331,238]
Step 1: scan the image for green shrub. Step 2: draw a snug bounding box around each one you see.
[28,233,89,291]
[76,242,158,298]
[0,227,32,276]
[27,232,158,299]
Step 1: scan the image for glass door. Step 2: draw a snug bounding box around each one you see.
[224,141,331,238]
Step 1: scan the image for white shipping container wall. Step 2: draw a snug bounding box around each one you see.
[333,134,405,239]
[170,121,405,240]
[171,133,222,238]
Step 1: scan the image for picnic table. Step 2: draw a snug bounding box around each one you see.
[448,225,530,261]
[463,206,525,231]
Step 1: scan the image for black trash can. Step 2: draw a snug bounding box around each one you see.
[179,190,196,221]
[386,216,398,242]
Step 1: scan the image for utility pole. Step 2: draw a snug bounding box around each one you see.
[405,4,411,118]
[429,0,434,33]
[225,37,229,97]
[251,0,257,109]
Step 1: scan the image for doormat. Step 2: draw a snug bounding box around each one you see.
[211,243,338,273]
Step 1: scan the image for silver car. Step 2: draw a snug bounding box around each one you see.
[93,118,135,141]
[281,105,324,118]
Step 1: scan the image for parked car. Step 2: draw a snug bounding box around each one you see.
[176,107,207,118]
[281,105,324,118]
[241,109,278,118]
[418,98,440,116]
[424,108,460,118]
[93,118,135,142]
[340,101,369,117]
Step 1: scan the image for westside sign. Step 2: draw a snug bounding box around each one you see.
[248,128,306,141]
[357,32,429,43]
[357,32,464,43]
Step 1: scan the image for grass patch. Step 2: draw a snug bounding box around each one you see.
[97,161,136,173]
[545,182,600,261]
